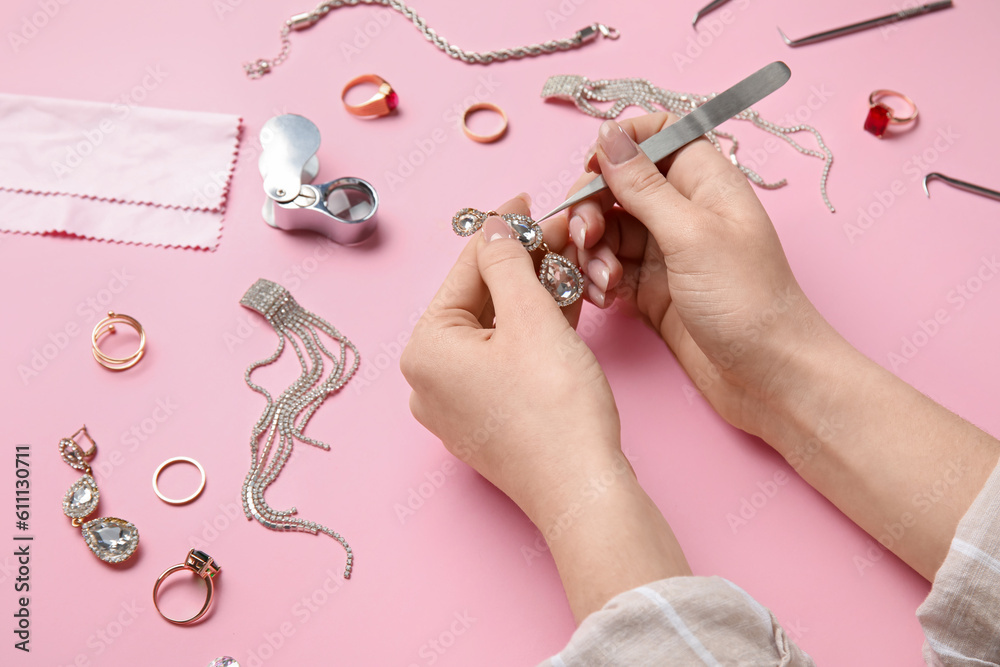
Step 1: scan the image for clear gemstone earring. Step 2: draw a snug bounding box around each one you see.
[58,426,139,564]
[451,208,584,307]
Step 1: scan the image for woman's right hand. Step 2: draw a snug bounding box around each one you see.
[565,113,840,437]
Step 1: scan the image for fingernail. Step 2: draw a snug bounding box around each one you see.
[482,215,512,243]
[587,283,606,308]
[517,192,533,207]
[599,120,638,165]
[587,259,610,291]
[570,215,587,249]
[583,145,596,173]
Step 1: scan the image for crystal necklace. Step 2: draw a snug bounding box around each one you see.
[244,0,619,79]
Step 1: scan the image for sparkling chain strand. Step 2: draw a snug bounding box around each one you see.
[542,76,835,212]
[244,0,618,78]
[241,288,360,579]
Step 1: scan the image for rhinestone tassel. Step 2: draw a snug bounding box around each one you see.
[239,279,359,579]
[541,75,836,212]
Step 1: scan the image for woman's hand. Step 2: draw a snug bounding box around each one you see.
[567,113,837,438]
[401,194,691,621]
[568,114,1000,581]
[401,194,623,524]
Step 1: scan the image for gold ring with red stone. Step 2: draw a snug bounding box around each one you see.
[342,74,398,118]
[865,90,918,138]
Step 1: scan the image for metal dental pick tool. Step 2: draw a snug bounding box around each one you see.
[923,173,1000,203]
[778,1,953,47]
[535,61,791,224]
[692,0,732,29]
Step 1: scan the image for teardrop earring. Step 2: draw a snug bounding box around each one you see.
[451,207,585,307]
[58,426,139,564]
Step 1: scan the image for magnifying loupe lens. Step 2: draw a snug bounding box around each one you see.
[325,182,376,222]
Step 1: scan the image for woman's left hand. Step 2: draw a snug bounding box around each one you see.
[401,194,624,525]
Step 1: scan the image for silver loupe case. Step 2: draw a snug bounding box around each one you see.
[258,113,378,245]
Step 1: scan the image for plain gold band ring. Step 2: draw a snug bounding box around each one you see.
[461,103,508,143]
[152,457,206,505]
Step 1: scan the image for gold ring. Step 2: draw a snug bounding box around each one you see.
[342,74,398,118]
[461,103,508,143]
[152,457,206,505]
[865,89,918,138]
[153,549,221,625]
[91,311,146,371]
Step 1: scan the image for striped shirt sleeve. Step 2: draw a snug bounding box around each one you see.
[917,459,1000,666]
[536,576,815,666]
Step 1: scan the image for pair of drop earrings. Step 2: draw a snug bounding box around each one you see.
[451,208,584,307]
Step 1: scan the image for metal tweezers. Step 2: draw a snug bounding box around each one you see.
[778,0,953,47]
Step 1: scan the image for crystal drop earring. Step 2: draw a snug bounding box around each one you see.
[58,426,139,564]
[452,208,584,307]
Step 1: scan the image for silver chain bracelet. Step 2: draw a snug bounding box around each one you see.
[244,0,619,79]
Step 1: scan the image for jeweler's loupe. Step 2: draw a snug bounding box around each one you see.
[259,114,378,245]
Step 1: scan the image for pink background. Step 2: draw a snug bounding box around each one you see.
[3,0,1000,665]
